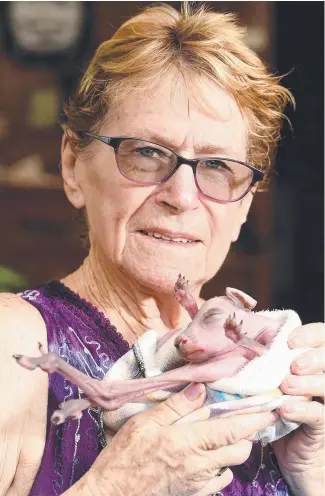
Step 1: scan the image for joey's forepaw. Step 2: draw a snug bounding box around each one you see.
[224,313,244,343]
[173,274,189,301]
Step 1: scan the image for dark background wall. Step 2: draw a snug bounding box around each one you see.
[272,1,324,323]
[0,2,323,323]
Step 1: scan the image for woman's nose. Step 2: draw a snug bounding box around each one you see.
[154,164,200,214]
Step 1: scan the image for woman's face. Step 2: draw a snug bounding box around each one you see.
[63,81,253,294]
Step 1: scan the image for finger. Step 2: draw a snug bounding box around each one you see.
[288,323,325,349]
[194,469,233,496]
[136,383,207,427]
[281,374,325,397]
[279,398,324,428]
[291,348,325,375]
[185,411,279,450]
[207,439,253,468]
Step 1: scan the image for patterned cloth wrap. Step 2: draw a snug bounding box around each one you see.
[102,309,309,444]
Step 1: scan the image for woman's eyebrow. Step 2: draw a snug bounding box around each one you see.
[130,129,231,156]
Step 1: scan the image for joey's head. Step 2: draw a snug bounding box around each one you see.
[174,287,257,362]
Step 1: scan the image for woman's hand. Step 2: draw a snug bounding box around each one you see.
[70,383,278,496]
[272,322,325,495]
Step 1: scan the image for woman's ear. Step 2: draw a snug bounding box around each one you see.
[61,133,85,209]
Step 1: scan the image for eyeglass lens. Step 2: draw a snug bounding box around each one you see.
[116,139,254,201]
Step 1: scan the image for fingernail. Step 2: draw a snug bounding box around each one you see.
[13,354,22,359]
[184,383,204,400]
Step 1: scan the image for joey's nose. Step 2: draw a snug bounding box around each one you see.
[174,337,187,349]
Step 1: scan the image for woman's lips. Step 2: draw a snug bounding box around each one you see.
[138,229,201,245]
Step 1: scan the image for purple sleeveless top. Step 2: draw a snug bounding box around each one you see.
[20,282,290,496]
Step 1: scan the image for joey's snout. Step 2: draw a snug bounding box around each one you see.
[174,336,188,349]
[174,334,205,362]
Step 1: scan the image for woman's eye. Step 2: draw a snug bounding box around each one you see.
[137,147,165,158]
[205,160,233,173]
[205,159,221,168]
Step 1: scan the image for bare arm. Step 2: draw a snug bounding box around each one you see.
[0,294,48,496]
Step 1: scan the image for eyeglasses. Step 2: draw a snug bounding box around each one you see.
[76,131,264,203]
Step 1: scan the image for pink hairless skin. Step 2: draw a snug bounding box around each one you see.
[14,275,280,424]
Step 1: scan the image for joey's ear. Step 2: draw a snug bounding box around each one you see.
[225,287,257,310]
[60,133,85,209]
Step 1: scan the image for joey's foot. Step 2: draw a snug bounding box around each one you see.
[51,398,92,425]
[13,351,62,374]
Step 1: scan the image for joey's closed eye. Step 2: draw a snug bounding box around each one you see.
[203,308,224,321]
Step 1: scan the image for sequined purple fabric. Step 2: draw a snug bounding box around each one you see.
[20,282,290,496]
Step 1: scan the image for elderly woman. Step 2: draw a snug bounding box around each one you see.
[1,4,324,496]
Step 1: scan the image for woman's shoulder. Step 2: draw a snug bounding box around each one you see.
[0,293,48,494]
[0,291,48,357]
[0,290,47,321]
[0,291,38,308]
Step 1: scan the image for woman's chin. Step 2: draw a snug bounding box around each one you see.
[122,235,208,290]
[120,259,201,295]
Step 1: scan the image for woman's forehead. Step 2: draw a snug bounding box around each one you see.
[103,80,246,156]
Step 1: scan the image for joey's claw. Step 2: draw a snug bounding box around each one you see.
[173,274,198,318]
[224,312,246,344]
[38,342,46,355]
[174,274,189,297]
[224,313,237,330]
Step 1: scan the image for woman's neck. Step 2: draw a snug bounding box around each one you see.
[61,255,198,345]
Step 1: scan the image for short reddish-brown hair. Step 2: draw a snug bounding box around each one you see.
[63,3,294,186]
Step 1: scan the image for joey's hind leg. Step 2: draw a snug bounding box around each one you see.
[13,348,106,398]
[173,274,198,319]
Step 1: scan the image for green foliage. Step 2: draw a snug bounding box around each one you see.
[0,266,28,292]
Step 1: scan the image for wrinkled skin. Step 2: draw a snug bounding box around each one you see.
[14,277,282,422]
[72,385,279,496]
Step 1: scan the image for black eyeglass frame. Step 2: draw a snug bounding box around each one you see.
[76,131,265,204]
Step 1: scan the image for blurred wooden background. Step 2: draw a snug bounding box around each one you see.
[0,2,278,310]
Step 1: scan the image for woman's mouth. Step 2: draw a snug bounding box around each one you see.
[139,230,201,245]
